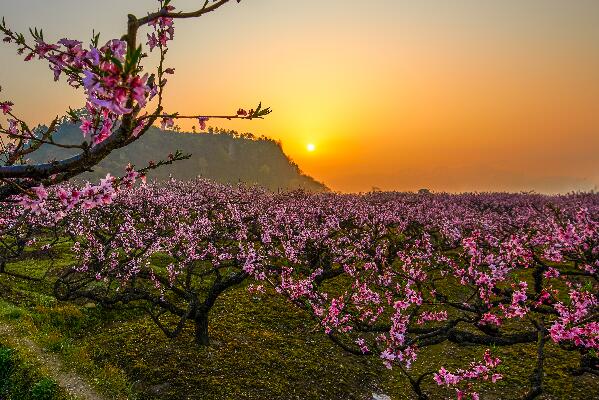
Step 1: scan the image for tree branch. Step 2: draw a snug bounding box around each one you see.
[137,0,237,26]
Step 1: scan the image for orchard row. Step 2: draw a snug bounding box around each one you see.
[2,179,597,399]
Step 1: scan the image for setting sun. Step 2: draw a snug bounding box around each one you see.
[306,143,316,152]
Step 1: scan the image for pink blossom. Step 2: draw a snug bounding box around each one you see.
[0,101,13,114]
[160,117,174,130]
[198,116,209,131]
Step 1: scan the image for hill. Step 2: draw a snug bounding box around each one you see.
[29,123,328,192]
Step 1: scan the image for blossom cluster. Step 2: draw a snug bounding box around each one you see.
[16,166,143,219]
[0,1,185,148]
[0,27,158,146]
[434,349,503,400]
[147,3,175,52]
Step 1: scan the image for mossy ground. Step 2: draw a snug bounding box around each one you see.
[0,246,597,399]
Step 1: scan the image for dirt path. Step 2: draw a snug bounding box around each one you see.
[0,323,106,400]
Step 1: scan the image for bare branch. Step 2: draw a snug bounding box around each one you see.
[137,0,236,26]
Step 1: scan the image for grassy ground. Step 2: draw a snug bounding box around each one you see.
[0,330,72,400]
[0,246,597,399]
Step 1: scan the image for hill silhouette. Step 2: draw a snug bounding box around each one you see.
[29,123,328,192]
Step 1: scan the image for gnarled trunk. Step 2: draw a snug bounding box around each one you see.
[194,311,209,346]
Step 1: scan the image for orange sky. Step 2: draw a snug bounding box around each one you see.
[1,0,598,193]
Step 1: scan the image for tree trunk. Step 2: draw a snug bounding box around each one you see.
[524,329,546,400]
[194,312,209,346]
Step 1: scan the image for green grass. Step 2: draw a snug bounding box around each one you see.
[0,344,70,400]
[0,247,597,399]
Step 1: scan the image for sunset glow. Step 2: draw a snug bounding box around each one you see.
[1,0,598,193]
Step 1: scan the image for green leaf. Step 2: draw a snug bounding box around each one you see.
[124,45,143,75]
[249,102,272,119]
[91,30,100,48]
[109,56,124,72]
